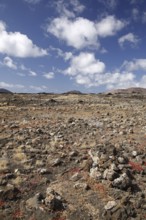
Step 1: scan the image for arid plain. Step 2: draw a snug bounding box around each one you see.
[0,91,146,220]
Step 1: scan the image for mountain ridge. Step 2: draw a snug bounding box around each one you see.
[0,88,13,93]
[106,87,146,94]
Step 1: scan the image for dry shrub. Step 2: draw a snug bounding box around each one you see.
[129,161,144,172]
[0,200,5,208]
[84,173,108,198]
[12,209,24,219]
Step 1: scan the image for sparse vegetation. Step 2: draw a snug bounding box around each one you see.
[0,92,146,219]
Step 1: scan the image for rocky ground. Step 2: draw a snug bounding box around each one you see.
[0,92,146,220]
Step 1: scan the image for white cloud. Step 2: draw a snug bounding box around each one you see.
[0,81,48,92]
[0,81,24,89]
[20,64,31,72]
[122,59,146,71]
[29,85,47,91]
[20,64,28,71]
[131,8,146,23]
[43,72,54,79]
[71,0,85,13]
[24,0,42,4]
[3,56,17,69]
[130,0,144,4]
[96,15,126,37]
[108,0,117,9]
[62,52,146,89]
[98,0,117,9]
[64,52,73,61]
[47,15,126,49]
[118,33,139,47]
[107,59,146,89]
[63,52,106,86]
[2,61,39,78]
[0,20,47,57]
[64,52,105,77]
[19,64,37,77]
[100,48,108,54]
[132,8,139,21]
[130,0,136,4]
[29,70,37,76]
[139,75,146,87]
[48,17,99,49]
[17,73,26,77]
[75,75,91,85]
[54,0,85,18]
[101,72,137,89]
[49,46,73,61]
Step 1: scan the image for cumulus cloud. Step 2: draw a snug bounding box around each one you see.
[122,59,146,71]
[3,56,17,69]
[64,52,105,76]
[63,52,106,86]
[47,15,126,49]
[96,15,126,37]
[0,20,47,57]
[48,17,99,49]
[102,72,137,89]
[62,52,146,89]
[97,59,146,89]
[99,59,146,89]
[118,33,139,47]
[43,72,54,79]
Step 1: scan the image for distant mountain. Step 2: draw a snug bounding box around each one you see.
[63,90,82,95]
[105,87,146,95]
[0,88,13,93]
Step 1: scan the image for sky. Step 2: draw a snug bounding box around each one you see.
[0,0,146,93]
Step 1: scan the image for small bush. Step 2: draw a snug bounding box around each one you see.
[129,161,143,172]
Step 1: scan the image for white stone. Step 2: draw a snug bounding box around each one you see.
[90,167,102,180]
[132,151,137,157]
[70,172,81,182]
[88,150,99,165]
[104,201,117,210]
[118,157,126,164]
[103,169,116,181]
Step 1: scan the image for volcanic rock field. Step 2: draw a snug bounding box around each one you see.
[0,92,146,220]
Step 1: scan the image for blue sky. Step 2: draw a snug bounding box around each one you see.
[0,0,146,93]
